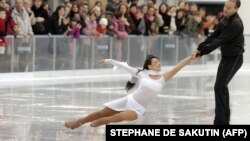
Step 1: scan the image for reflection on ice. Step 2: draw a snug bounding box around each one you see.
[0,65,250,141]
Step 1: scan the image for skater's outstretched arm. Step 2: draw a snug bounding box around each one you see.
[99,59,139,77]
[162,51,197,81]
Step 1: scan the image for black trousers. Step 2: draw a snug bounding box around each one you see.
[214,54,243,125]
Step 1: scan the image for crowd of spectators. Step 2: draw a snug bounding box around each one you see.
[0,0,224,40]
[0,0,224,71]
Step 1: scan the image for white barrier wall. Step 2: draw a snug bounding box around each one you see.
[239,0,250,35]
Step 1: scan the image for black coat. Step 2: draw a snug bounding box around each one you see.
[197,13,244,56]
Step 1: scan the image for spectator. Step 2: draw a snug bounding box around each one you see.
[82,11,97,35]
[23,0,36,26]
[12,0,33,36]
[12,0,34,72]
[167,6,177,35]
[89,0,107,13]
[184,3,200,38]
[65,17,81,55]
[141,4,148,16]
[0,7,18,54]
[115,3,133,34]
[94,17,108,36]
[177,1,186,10]
[0,0,6,9]
[31,0,50,34]
[129,4,145,35]
[43,1,52,16]
[144,5,163,36]
[175,9,187,35]
[113,12,128,60]
[113,12,128,39]
[64,1,72,10]
[106,20,117,37]
[72,12,86,31]
[78,3,89,19]
[48,5,69,35]
[67,17,81,38]
[158,3,170,34]
[69,3,79,19]
[92,6,102,23]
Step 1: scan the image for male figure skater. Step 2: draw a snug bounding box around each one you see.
[195,0,244,125]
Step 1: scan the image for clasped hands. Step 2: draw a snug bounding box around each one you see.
[191,50,201,60]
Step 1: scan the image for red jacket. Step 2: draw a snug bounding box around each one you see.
[95,24,106,35]
[0,18,16,46]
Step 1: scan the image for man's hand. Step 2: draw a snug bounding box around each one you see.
[195,51,201,57]
[191,50,199,60]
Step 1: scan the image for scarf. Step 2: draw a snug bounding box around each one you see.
[143,69,162,75]
[59,16,64,25]
[112,62,162,84]
[129,69,162,84]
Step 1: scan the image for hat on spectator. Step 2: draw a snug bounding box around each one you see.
[99,17,108,26]
[105,6,114,14]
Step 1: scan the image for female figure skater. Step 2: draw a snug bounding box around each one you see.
[65,51,197,128]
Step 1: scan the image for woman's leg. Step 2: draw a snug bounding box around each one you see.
[65,107,119,129]
[90,110,138,127]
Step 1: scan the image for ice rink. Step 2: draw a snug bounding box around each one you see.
[0,63,250,141]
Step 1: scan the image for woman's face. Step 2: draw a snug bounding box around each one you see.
[148,7,155,16]
[72,4,79,12]
[148,58,161,71]
[159,4,167,13]
[34,0,41,8]
[130,6,137,14]
[178,2,185,10]
[120,5,127,14]
[71,20,77,26]
[89,13,96,21]
[142,5,147,14]
[58,7,65,16]
[168,6,176,14]
[177,11,184,18]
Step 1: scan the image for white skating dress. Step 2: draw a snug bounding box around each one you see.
[103,59,166,118]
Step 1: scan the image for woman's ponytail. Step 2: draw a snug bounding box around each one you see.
[125,81,136,92]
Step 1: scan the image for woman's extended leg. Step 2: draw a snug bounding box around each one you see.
[65,107,119,129]
[90,110,138,127]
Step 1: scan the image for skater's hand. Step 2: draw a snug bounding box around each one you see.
[191,50,199,60]
[98,59,107,64]
[190,50,201,64]
[191,50,201,58]
[195,51,201,58]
